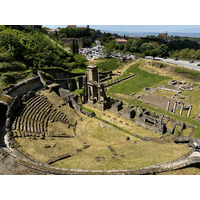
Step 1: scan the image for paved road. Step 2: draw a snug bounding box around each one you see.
[155,57,200,72]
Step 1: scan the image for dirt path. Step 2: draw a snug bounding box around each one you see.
[0,147,45,175]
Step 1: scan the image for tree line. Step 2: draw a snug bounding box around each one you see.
[58,27,92,38]
[101,34,200,59]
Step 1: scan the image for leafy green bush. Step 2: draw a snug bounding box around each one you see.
[74,54,87,68]
[1,73,16,84]
[0,52,14,62]
[0,61,27,72]
[159,63,166,68]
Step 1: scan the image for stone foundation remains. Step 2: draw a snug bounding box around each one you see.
[135,107,166,134]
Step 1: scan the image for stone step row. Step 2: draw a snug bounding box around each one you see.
[12,94,69,137]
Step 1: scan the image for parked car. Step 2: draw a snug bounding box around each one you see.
[189,60,194,63]
[197,62,200,66]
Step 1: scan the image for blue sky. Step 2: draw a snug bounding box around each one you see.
[44,25,200,33]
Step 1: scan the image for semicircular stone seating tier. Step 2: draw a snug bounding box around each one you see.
[11,94,69,138]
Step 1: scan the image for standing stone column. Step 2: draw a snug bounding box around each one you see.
[187,106,192,117]
[173,102,177,113]
[179,103,184,115]
[91,86,94,101]
[88,86,90,101]
[76,79,79,89]
[98,88,100,103]
[166,100,171,111]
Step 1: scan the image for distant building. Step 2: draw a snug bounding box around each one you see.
[158,31,168,39]
[133,36,140,40]
[67,25,95,32]
[67,25,77,28]
[115,38,127,45]
[112,33,119,38]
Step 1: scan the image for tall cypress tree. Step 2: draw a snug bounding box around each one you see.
[75,40,79,54]
[70,39,76,54]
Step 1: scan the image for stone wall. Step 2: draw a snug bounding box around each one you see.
[43,69,84,91]
[61,38,84,48]
[60,37,92,48]
[43,69,70,79]
[135,107,166,134]
[2,76,43,98]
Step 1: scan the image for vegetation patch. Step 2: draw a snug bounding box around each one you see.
[174,67,200,79]
[97,58,119,72]
[0,61,27,73]
[108,62,170,94]
[42,72,55,81]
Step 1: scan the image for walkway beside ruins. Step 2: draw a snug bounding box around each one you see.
[3,145,200,175]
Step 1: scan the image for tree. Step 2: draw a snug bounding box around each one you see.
[180,48,189,59]
[188,49,196,59]
[70,39,79,55]
[150,49,158,59]
[193,49,200,59]
[0,31,24,59]
[140,43,154,52]
[119,44,124,51]
[103,41,115,58]
[74,54,86,68]
[125,39,133,51]
[130,46,137,53]
[156,44,169,57]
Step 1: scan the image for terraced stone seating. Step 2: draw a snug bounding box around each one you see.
[12,95,69,138]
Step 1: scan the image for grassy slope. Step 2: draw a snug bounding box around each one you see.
[108,61,170,94]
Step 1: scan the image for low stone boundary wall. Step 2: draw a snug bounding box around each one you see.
[104,74,137,88]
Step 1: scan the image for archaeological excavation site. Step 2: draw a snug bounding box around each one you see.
[1,58,200,175]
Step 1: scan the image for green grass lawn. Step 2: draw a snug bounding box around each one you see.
[108,62,171,94]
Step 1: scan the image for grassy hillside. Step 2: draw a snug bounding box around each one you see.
[0,25,76,69]
[0,25,87,91]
